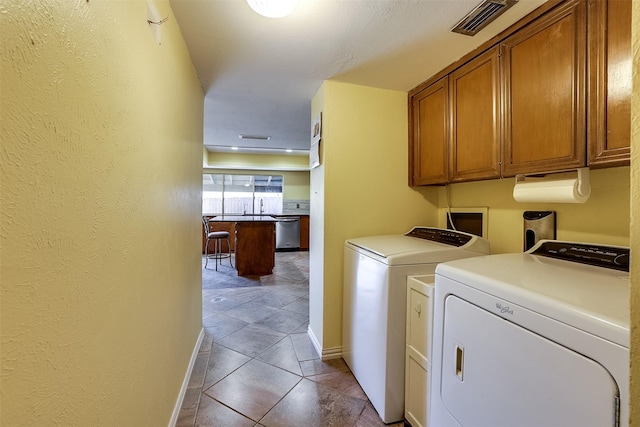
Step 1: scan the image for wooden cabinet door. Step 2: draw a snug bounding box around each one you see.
[409,76,449,185]
[449,47,501,182]
[501,0,587,177]
[587,0,631,167]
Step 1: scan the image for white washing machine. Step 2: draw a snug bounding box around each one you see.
[343,227,490,423]
[431,240,630,427]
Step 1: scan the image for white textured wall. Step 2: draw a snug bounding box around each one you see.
[0,1,204,424]
[309,84,327,349]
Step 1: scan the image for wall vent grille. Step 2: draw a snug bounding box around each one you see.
[451,0,518,36]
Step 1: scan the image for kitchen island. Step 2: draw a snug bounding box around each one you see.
[209,215,276,277]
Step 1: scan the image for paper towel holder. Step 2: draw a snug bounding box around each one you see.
[513,168,591,203]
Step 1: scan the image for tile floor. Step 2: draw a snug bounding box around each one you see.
[177,252,406,427]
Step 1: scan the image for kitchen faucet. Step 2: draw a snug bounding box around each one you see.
[260,199,264,215]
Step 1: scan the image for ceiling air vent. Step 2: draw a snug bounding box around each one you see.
[451,0,518,36]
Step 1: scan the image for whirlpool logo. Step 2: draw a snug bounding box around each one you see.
[495,302,513,315]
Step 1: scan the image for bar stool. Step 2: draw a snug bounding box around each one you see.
[202,216,233,270]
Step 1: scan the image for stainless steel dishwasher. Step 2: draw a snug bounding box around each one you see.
[275,216,300,250]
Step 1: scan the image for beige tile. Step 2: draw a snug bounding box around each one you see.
[187,253,411,427]
[300,357,351,377]
[307,370,368,400]
[256,336,303,376]
[255,309,308,334]
[224,302,282,323]
[175,387,201,427]
[260,378,366,427]
[194,394,255,427]
[203,343,251,390]
[282,297,309,315]
[251,290,299,308]
[199,331,213,354]
[202,313,248,342]
[216,324,286,358]
[290,332,319,361]
[206,359,301,421]
[355,401,405,427]
[187,352,210,390]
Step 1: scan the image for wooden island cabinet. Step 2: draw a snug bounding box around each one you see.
[299,215,310,251]
[234,220,275,277]
[205,216,276,277]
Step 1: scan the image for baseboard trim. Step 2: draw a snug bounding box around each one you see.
[307,325,343,361]
[168,328,204,427]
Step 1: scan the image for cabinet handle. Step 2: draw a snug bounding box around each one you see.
[455,344,464,381]
[414,302,421,316]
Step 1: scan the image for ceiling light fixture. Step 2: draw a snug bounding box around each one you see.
[246,0,297,18]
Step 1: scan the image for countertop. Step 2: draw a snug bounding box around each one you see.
[209,215,277,222]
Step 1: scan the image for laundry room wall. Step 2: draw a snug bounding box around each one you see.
[308,80,439,355]
[440,167,630,254]
[206,151,310,171]
[1,1,203,424]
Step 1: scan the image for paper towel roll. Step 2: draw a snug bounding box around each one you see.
[513,168,590,203]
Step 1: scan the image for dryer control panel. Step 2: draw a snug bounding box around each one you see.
[529,240,630,272]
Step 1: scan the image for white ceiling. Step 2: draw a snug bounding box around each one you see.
[170,0,548,154]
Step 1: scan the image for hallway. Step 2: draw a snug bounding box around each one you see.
[177,252,404,427]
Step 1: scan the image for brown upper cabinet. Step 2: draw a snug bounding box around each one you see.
[409,76,449,185]
[408,0,631,186]
[449,47,501,182]
[587,0,632,167]
[501,0,587,176]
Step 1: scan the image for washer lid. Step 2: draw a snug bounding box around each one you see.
[436,252,630,346]
[345,228,490,266]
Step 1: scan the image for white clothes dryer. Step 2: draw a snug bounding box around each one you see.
[430,240,630,427]
[343,227,490,423]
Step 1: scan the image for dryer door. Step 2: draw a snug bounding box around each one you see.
[439,295,619,427]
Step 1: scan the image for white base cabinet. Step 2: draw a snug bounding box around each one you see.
[405,275,435,427]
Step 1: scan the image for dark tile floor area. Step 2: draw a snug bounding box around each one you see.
[177,252,405,427]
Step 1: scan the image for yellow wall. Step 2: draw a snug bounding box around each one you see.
[629,0,639,423]
[309,81,439,352]
[281,170,310,200]
[0,1,203,425]
[441,167,630,254]
[206,150,310,171]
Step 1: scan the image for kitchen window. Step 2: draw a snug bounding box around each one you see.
[202,173,283,215]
